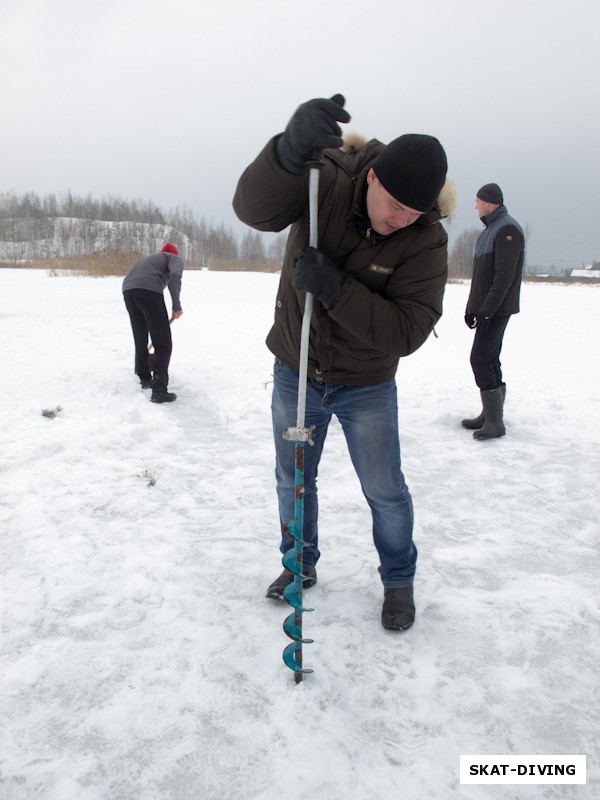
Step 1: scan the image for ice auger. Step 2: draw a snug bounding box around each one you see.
[280,160,321,683]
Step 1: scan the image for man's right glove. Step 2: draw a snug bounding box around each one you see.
[276,94,351,174]
[465,313,493,329]
[293,246,350,310]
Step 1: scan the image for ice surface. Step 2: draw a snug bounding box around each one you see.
[1,269,598,799]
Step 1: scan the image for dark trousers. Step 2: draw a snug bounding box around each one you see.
[470,315,510,390]
[123,289,172,387]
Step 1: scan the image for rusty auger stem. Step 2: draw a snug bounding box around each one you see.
[281,161,321,682]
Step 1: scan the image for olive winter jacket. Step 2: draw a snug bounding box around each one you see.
[233,135,453,385]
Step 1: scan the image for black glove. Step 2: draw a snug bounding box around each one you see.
[276,94,351,174]
[293,247,350,310]
[465,313,493,330]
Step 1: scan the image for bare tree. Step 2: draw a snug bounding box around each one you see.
[448,227,480,279]
[267,232,288,261]
[240,230,265,261]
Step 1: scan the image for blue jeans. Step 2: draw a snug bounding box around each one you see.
[271,359,416,588]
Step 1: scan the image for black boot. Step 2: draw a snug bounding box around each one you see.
[151,387,177,403]
[381,587,415,631]
[139,374,152,389]
[461,408,485,430]
[266,567,317,600]
[150,373,176,404]
[462,382,505,429]
[473,386,505,439]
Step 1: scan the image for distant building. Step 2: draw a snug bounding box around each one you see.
[570,262,600,278]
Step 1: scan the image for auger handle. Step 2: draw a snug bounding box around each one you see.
[295,164,320,430]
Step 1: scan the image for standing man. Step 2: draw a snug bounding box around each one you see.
[462,184,524,439]
[233,94,454,631]
[122,242,184,403]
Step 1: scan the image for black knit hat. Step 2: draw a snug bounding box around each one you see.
[476,183,503,205]
[372,134,448,212]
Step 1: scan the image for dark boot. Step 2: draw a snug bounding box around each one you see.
[266,567,317,600]
[151,387,177,403]
[381,587,415,631]
[150,373,176,404]
[473,386,505,439]
[461,408,485,430]
[462,382,505,429]
[139,374,152,389]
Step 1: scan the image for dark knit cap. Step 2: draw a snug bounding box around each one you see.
[372,134,448,212]
[476,183,503,205]
[161,242,179,256]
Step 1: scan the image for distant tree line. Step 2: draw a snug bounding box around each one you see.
[0,190,288,269]
[0,190,167,224]
[2,191,549,278]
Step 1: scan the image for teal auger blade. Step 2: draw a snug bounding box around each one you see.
[282,642,313,674]
[282,582,314,611]
[283,519,303,542]
[282,549,311,577]
[283,611,315,643]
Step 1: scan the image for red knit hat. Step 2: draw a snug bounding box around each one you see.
[161,242,179,256]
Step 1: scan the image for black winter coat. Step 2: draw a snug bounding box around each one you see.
[466,206,524,317]
[233,136,451,385]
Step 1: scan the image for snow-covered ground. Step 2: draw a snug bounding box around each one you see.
[1,268,599,800]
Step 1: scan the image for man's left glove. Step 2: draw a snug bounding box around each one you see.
[464,313,477,329]
[293,247,350,310]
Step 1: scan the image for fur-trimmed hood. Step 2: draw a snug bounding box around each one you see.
[338,132,457,223]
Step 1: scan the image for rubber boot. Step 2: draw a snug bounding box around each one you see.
[462,382,505,430]
[473,386,505,439]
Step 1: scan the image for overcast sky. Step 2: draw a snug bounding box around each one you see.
[1,0,599,267]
